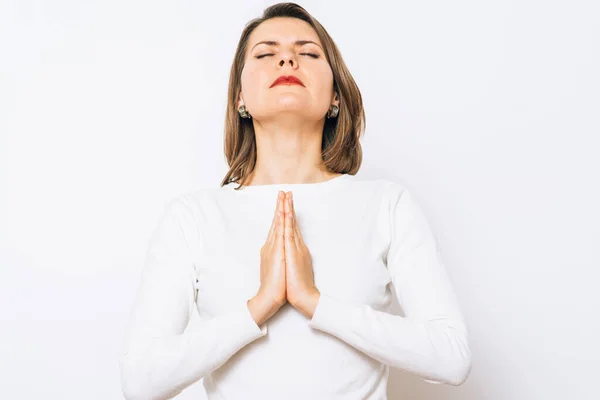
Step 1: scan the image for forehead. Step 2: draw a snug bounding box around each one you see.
[248,17,321,47]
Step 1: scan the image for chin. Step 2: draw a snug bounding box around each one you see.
[271,102,307,113]
[257,110,316,122]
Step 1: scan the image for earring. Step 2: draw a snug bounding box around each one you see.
[238,104,251,119]
[326,104,339,119]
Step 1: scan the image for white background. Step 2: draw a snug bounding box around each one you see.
[1,0,599,399]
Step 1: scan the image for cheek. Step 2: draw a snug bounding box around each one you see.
[241,67,257,91]
[311,66,335,101]
[241,65,268,98]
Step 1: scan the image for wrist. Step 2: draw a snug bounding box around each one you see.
[248,292,282,326]
[247,295,271,326]
[296,289,320,319]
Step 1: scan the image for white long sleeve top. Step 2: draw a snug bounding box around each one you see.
[119,173,472,400]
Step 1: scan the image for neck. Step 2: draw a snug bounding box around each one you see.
[248,117,332,185]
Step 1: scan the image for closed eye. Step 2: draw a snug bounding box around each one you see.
[256,53,320,59]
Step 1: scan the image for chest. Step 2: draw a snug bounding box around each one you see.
[192,195,393,317]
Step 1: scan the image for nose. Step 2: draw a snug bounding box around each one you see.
[279,59,293,67]
[278,53,297,68]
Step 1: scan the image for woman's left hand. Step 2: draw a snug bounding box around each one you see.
[283,191,320,319]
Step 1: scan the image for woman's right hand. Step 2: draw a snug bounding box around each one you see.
[247,191,287,326]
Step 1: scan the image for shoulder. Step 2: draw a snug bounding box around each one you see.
[152,188,220,255]
[162,184,230,226]
[168,185,223,212]
[378,177,411,198]
[357,177,425,220]
[347,175,412,201]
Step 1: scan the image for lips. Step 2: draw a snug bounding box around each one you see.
[270,75,304,88]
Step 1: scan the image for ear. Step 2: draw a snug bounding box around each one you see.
[331,90,340,107]
[237,91,244,109]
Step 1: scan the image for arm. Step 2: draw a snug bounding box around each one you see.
[307,184,472,385]
[119,198,267,400]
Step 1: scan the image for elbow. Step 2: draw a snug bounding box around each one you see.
[122,387,168,400]
[120,354,148,400]
[121,383,144,400]
[122,387,160,400]
[445,351,472,386]
[424,345,471,386]
[121,367,166,400]
[120,353,179,400]
[427,323,473,386]
[448,327,472,386]
[120,373,143,400]
[121,378,151,400]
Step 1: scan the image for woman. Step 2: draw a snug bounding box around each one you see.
[119,3,471,399]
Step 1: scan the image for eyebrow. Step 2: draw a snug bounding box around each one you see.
[250,40,323,51]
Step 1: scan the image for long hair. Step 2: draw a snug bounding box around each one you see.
[221,2,366,190]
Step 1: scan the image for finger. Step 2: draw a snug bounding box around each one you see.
[274,199,285,252]
[269,192,285,243]
[288,194,297,238]
[267,194,281,243]
[288,192,303,246]
[284,193,295,243]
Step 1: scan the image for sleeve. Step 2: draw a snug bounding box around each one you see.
[118,197,267,400]
[307,184,472,386]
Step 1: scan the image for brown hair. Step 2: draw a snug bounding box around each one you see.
[220,2,366,190]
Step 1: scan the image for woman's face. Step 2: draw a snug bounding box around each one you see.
[239,17,338,122]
